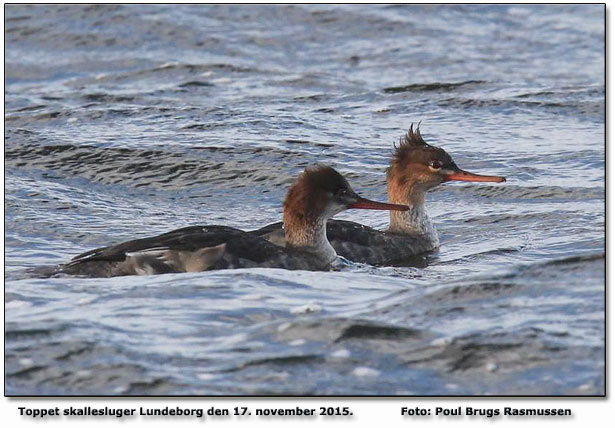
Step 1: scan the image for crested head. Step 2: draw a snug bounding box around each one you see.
[298,164,352,196]
[387,123,458,199]
[283,164,354,222]
[385,123,506,237]
[282,164,355,261]
[387,123,506,189]
[283,163,412,253]
[389,124,456,174]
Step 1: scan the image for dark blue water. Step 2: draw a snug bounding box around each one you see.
[5,4,604,395]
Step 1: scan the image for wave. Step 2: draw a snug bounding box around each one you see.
[383,80,486,94]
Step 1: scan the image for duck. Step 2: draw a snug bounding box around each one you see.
[252,125,506,266]
[58,164,409,277]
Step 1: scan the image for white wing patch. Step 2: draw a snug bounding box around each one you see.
[124,247,170,258]
[125,243,227,274]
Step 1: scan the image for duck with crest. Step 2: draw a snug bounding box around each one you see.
[253,124,506,266]
[57,164,408,277]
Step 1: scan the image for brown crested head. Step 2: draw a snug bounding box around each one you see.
[284,164,354,223]
[387,124,506,197]
[284,164,409,224]
[387,123,457,190]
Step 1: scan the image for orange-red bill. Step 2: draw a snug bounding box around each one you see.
[349,197,409,211]
[445,169,506,183]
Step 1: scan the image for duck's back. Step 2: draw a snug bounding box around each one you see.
[62,225,326,277]
[252,220,435,266]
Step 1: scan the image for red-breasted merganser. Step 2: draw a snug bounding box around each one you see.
[253,125,506,266]
[58,164,408,277]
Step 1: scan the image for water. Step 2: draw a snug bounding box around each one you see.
[4,4,604,395]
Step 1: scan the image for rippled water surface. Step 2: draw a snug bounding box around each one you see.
[4,4,605,395]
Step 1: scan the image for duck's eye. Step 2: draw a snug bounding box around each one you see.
[429,160,443,171]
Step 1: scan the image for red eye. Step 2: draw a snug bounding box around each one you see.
[429,160,443,170]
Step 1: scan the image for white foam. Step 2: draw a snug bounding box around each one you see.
[290,303,322,315]
[330,349,351,359]
[352,367,380,378]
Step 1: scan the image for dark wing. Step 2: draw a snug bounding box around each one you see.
[70,226,239,263]
[249,222,283,236]
[64,225,323,276]
[252,220,433,266]
[327,220,433,266]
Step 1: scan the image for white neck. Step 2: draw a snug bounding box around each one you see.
[387,189,439,247]
[283,216,337,268]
